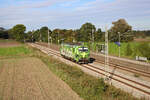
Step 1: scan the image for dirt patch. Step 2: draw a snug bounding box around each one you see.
[0,41,21,48]
[0,57,82,100]
[134,38,150,42]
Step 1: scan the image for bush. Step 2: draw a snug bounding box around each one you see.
[93,78,108,94]
[137,43,150,58]
[125,43,133,56]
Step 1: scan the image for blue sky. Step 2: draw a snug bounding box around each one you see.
[0,0,150,31]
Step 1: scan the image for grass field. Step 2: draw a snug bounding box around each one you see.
[109,42,139,57]
[90,42,150,59]
[0,46,32,56]
[0,40,32,58]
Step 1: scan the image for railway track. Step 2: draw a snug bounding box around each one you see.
[92,53,150,73]
[29,43,150,99]
[35,42,150,79]
[95,60,150,78]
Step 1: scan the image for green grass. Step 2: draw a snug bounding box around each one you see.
[0,45,32,56]
[109,42,150,58]
[108,42,137,58]
[89,42,150,59]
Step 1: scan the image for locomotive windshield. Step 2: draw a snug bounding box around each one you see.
[78,47,88,52]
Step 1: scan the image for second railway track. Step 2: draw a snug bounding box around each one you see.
[95,60,150,78]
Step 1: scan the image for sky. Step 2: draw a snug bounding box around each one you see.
[0,0,150,31]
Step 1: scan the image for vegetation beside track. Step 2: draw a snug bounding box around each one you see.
[88,42,150,60]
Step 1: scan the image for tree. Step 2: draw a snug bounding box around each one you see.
[64,29,74,43]
[132,30,150,38]
[40,26,51,42]
[110,19,133,42]
[52,29,61,44]
[33,29,40,42]
[0,27,9,39]
[80,22,96,42]
[11,24,26,42]
[95,28,103,42]
[8,29,13,39]
[26,31,33,42]
[74,29,81,42]
[40,26,48,42]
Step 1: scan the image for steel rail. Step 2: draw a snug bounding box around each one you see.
[95,58,150,74]
[95,60,150,78]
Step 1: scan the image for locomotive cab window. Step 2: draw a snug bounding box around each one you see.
[78,47,88,52]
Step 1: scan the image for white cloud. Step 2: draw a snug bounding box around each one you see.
[0,0,150,30]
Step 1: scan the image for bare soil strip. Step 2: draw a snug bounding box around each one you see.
[0,57,82,100]
[0,41,21,48]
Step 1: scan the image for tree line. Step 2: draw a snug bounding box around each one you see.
[0,19,150,43]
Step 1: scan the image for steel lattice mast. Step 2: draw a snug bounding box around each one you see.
[105,26,110,80]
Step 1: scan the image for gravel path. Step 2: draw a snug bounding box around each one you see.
[0,57,82,100]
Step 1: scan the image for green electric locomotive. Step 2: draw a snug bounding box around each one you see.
[60,43,90,63]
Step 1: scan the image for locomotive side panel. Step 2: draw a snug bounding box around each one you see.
[60,43,90,63]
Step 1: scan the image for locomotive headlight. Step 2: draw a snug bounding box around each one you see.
[82,52,86,58]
